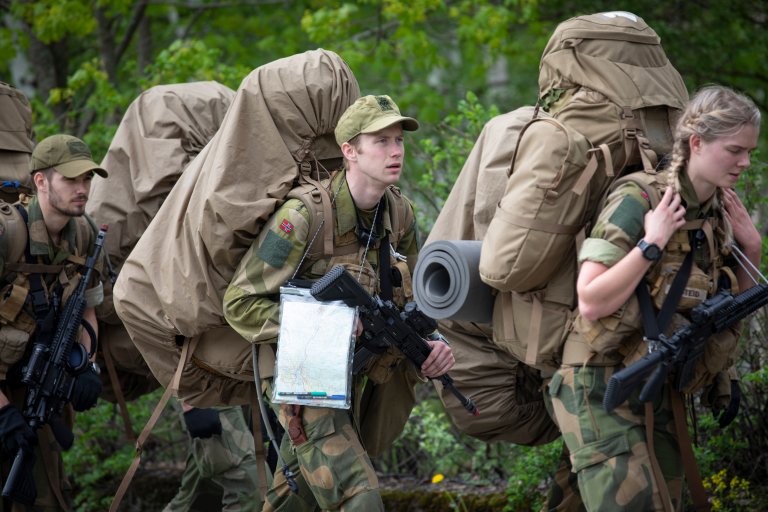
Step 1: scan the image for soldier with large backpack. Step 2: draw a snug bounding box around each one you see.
[548,85,761,511]
[413,10,691,510]
[0,134,107,510]
[223,94,454,511]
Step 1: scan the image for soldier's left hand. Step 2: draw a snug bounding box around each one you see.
[71,365,102,412]
[421,339,454,378]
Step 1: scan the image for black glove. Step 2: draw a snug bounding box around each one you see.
[713,380,741,428]
[183,408,222,438]
[0,404,37,454]
[71,364,102,412]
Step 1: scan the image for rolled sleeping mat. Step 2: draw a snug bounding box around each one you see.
[413,240,493,324]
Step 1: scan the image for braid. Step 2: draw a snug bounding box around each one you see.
[665,137,688,194]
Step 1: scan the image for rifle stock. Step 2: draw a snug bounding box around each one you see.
[603,283,768,412]
[311,265,479,416]
[2,225,108,504]
[2,447,36,505]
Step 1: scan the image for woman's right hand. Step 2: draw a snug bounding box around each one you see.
[643,186,686,247]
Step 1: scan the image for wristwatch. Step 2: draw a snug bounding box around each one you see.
[636,239,662,262]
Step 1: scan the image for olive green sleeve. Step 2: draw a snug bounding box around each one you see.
[579,181,651,267]
[223,199,311,344]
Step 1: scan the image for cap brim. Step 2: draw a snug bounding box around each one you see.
[54,159,108,178]
[360,115,420,135]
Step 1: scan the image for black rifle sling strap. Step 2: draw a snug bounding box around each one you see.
[379,235,392,301]
[635,229,710,511]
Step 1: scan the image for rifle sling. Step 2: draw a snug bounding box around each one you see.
[39,427,72,511]
[637,241,695,339]
[644,402,674,512]
[670,389,711,511]
[379,235,392,301]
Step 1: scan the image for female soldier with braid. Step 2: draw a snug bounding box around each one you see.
[547,85,762,511]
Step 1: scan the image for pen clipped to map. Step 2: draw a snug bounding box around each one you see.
[278,392,346,400]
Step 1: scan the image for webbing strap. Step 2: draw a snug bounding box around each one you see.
[109,385,173,512]
[670,389,712,511]
[251,405,268,502]
[100,335,136,441]
[572,152,599,196]
[644,402,674,512]
[599,144,614,178]
[109,388,172,510]
[3,262,64,274]
[38,425,72,511]
[170,335,200,393]
[637,248,694,339]
[15,205,50,325]
[302,174,334,257]
[525,294,544,366]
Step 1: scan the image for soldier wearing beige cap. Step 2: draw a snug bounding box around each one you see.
[0,134,107,510]
[224,95,454,511]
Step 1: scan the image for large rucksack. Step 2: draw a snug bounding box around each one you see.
[0,82,35,202]
[86,81,237,403]
[419,11,688,442]
[113,49,360,407]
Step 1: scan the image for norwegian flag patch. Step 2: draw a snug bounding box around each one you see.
[279,219,294,234]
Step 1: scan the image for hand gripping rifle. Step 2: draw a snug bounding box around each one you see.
[310,265,479,416]
[2,225,108,506]
[603,282,768,413]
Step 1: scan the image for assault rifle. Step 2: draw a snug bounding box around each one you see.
[2,225,108,506]
[603,283,768,413]
[310,265,479,416]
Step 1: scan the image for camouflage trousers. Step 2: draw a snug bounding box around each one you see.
[263,405,383,512]
[547,366,683,511]
[163,406,264,512]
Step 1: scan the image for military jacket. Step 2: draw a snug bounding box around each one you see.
[224,169,419,347]
[564,169,739,386]
[0,196,104,379]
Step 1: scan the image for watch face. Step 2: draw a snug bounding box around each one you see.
[642,242,662,261]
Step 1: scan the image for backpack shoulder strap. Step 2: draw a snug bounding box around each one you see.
[610,169,665,209]
[383,185,413,244]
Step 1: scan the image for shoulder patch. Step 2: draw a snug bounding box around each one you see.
[608,195,646,240]
[257,229,293,269]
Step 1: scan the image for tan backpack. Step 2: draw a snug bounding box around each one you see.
[0,82,35,202]
[113,49,360,407]
[479,11,688,373]
[86,81,237,404]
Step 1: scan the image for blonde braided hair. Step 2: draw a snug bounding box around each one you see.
[665,85,761,245]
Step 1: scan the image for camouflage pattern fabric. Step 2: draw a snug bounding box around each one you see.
[163,406,265,512]
[547,366,683,511]
[264,403,383,512]
[540,442,585,512]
